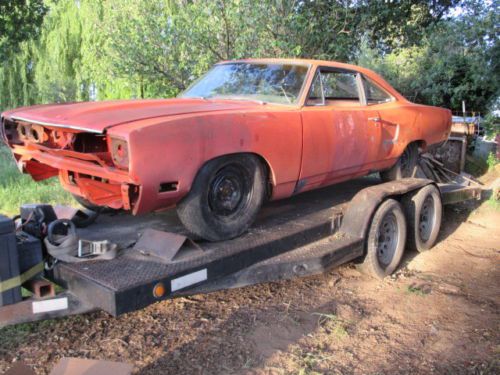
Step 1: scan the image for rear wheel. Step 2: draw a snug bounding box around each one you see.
[380,143,418,182]
[176,154,266,242]
[357,199,407,279]
[403,185,442,252]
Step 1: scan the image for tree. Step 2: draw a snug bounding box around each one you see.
[357,0,499,113]
[0,0,47,56]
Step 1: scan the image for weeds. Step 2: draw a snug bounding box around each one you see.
[486,152,499,171]
[293,348,333,375]
[405,284,429,296]
[312,312,349,338]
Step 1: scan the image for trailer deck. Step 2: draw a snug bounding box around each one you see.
[53,178,374,316]
[0,175,482,327]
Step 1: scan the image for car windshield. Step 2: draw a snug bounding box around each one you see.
[180,62,309,105]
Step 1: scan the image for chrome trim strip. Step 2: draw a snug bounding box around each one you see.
[10,116,103,134]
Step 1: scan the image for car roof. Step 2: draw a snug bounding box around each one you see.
[219,58,367,73]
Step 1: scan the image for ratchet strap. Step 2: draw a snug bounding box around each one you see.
[0,262,44,293]
[44,219,118,263]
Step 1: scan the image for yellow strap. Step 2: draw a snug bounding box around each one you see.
[0,262,45,293]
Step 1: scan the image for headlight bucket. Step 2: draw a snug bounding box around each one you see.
[109,137,129,170]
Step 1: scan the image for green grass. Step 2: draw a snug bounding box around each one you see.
[405,285,428,296]
[312,312,349,338]
[0,146,76,216]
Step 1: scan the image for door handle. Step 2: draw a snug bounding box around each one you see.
[368,117,381,122]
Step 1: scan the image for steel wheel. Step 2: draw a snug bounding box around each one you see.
[357,199,407,279]
[376,213,399,267]
[208,165,252,219]
[419,195,436,242]
[177,154,266,242]
[403,184,442,252]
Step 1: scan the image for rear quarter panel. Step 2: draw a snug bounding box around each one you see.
[109,108,303,213]
[376,101,451,160]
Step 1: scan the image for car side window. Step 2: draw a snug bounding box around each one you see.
[306,69,361,106]
[362,77,393,104]
[308,71,324,103]
[322,71,359,100]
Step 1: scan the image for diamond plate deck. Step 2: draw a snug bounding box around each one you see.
[52,178,375,315]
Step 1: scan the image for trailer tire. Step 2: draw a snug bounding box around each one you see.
[402,184,442,252]
[357,199,407,279]
[177,154,266,242]
[380,143,418,182]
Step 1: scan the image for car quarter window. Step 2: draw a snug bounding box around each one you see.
[306,69,361,106]
[362,76,393,104]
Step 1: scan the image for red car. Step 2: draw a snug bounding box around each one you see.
[1,59,451,241]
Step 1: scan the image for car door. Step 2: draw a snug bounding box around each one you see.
[298,67,381,191]
[361,75,400,162]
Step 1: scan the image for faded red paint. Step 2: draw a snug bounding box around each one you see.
[1,59,451,213]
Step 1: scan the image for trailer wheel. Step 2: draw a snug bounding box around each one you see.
[403,185,442,252]
[380,143,418,182]
[177,154,266,242]
[357,199,407,279]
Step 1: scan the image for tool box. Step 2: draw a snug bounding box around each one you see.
[0,215,22,307]
[16,231,43,278]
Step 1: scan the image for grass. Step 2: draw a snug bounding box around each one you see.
[312,312,349,338]
[405,284,429,296]
[0,145,75,216]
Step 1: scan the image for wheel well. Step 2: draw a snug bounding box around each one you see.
[412,139,427,152]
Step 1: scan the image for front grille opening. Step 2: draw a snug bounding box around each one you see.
[73,133,108,153]
[159,182,178,193]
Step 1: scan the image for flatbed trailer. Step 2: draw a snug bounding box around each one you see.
[0,176,481,328]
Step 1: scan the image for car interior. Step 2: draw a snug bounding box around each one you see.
[306,68,393,107]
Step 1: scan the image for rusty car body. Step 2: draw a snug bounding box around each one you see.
[1,59,452,240]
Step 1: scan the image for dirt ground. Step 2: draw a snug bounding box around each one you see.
[0,179,499,374]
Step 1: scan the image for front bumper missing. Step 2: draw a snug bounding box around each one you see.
[59,171,134,210]
[12,144,138,210]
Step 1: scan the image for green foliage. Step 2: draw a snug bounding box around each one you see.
[0,0,498,117]
[487,152,499,171]
[0,0,47,56]
[357,0,499,113]
[483,113,500,138]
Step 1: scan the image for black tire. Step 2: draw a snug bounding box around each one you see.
[402,184,442,252]
[357,199,407,279]
[380,143,418,182]
[72,193,120,214]
[176,154,266,242]
[72,194,102,212]
[71,208,100,228]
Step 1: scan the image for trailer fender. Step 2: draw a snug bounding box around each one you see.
[340,178,435,240]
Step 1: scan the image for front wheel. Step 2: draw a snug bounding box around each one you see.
[176,154,266,242]
[357,199,407,279]
[72,194,102,212]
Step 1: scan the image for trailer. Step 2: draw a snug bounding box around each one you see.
[0,172,481,328]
